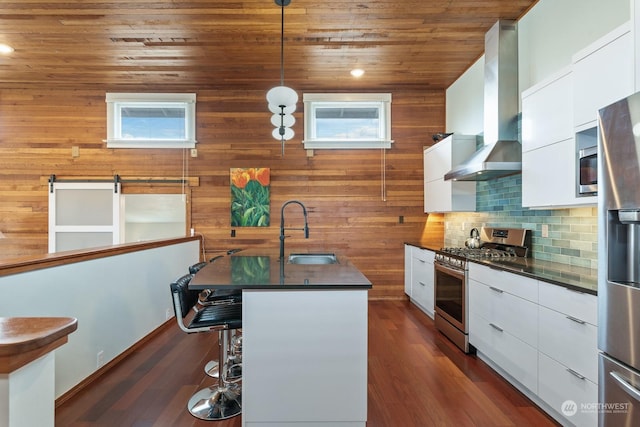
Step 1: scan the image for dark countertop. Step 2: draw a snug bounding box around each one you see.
[406,241,597,295]
[190,248,372,291]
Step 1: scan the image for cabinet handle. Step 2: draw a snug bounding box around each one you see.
[565,287,585,295]
[610,371,640,402]
[566,368,586,380]
[489,286,504,294]
[489,323,504,332]
[418,281,427,287]
[418,259,426,263]
[566,315,586,325]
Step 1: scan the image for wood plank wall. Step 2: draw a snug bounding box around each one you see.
[0,87,444,299]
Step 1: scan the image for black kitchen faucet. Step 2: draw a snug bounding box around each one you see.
[279,200,309,260]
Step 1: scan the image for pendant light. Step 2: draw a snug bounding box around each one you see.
[266,0,297,156]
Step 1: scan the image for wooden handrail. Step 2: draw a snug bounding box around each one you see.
[0,317,78,373]
[0,236,202,277]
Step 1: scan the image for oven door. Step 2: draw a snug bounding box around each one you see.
[434,261,467,332]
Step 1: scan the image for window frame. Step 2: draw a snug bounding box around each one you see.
[302,93,393,149]
[105,93,197,149]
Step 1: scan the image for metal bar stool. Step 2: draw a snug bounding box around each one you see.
[189,258,243,380]
[170,274,243,420]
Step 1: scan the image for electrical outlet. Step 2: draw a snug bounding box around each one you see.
[71,146,80,158]
[97,350,105,368]
[541,224,549,238]
[166,308,173,320]
[190,148,198,158]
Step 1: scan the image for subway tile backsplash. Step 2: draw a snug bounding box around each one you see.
[444,175,598,269]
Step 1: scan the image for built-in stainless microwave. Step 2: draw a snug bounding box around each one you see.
[577,145,597,196]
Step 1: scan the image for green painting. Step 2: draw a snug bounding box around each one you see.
[230,168,270,227]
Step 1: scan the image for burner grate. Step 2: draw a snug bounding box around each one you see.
[440,247,517,259]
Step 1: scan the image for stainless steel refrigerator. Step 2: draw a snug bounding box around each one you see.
[598,91,640,426]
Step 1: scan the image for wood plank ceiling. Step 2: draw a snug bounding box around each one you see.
[0,0,538,91]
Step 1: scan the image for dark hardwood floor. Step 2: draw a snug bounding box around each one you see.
[55,300,559,426]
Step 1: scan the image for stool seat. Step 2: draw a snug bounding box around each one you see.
[189,303,242,330]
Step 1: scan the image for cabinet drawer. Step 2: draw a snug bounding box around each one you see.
[539,352,598,427]
[538,280,597,326]
[411,275,433,316]
[411,259,433,316]
[469,279,538,347]
[470,312,538,393]
[538,305,598,383]
[404,245,412,296]
[411,247,435,263]
[468,263,538,302]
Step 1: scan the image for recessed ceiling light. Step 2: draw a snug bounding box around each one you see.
[350,68,365,78]
[0,44,14,54]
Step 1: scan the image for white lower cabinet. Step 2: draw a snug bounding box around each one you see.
[404,244,412,296]
[538,281,598,427]
[468,264,539,392]
[470,277,538,347]
[468,262,598,427]
[538,305,598,383]
[410,246,435,318]
[469,312,538,392]
[538,352,598,427]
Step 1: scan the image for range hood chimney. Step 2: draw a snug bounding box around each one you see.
[445,20,521,181]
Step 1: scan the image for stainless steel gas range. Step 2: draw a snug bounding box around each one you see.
[434,227,531,353]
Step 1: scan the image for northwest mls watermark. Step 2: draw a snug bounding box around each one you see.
[561,400,630,416]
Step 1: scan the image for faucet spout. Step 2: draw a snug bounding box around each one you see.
[280,200,309,260]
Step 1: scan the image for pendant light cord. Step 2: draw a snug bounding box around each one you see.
[279,0,285,154]
[279,1,285,86]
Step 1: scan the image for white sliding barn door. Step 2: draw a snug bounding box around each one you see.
[48,182,121,253]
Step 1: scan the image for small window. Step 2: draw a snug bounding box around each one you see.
[105,93,196,148]
[303,93,392,149]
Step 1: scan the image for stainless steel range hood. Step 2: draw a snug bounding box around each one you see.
[445,20,521,182]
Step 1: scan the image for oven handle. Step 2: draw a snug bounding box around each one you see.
[434,261,465,279]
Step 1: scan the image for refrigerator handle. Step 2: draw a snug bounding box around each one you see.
[611,371,640,402]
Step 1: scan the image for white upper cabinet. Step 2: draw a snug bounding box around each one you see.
[522,138,576,208]
[521,22,633,209]
[423,134,476,213]
[572,22,633,129]
[522,67,573,153]
[521,68,580,208]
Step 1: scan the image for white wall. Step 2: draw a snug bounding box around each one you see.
[0,240,200,398]
[446,0,630,134]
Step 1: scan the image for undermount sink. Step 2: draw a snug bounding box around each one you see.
[287,253,338,265]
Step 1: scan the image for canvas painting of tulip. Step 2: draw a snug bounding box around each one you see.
[230,168,270,227]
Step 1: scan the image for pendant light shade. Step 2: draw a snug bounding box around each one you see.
[271,113,295,128]
[272,127,294,141]
[267,0,297,155]
[267,86,298,108]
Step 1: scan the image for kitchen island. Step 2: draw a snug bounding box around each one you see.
[190,248,372,427]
